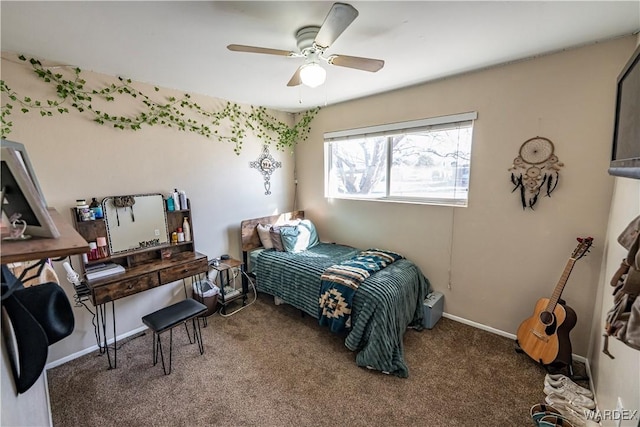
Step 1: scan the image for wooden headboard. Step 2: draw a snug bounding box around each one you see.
[240,210,305,252]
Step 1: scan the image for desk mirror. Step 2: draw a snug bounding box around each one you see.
[102,193,168,255]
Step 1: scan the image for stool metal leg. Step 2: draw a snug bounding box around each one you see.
[152,332,158,366]
[156,332,166,373]
[184,322,194,344]
[167,328,173,375]
[154,329,173,375]
[193,317,204,355]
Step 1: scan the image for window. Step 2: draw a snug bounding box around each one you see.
[324,112,477,206]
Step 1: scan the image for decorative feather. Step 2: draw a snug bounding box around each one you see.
[511,175,523,193]
[520,184,527,209]
[540,174,548,191]
[546,174,554,196]
[548,173,559,195]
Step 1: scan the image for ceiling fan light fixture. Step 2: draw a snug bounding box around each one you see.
[228,3,383,89]
[299,62,326,88]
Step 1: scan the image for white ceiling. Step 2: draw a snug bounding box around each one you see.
[1,1,639,113]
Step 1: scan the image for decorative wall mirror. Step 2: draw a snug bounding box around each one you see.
[102,193,168,254]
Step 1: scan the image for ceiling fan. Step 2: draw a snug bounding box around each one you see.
[227,2,384,88]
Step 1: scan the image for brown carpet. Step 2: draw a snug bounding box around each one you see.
[48,293,556,427]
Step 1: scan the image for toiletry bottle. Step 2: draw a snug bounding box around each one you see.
[173,189,181,211]
[96,237,108,258]
[76,199,89,221]
[80,206,92,222]
[166,195,175,211]
[179,190,187,210]
[89,198,104,219]
[177,227,185,243]
[171,231,178,244]
[88,242,98,260]
[182,217,191,241]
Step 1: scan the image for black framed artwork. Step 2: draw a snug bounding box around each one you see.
[609,44,640,179]
[1,139,59,238]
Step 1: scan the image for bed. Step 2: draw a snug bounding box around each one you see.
[241,211,430,377]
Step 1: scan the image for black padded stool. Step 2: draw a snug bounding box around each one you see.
[141,299,207,375]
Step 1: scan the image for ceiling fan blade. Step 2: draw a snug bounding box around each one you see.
[328,55,384,72]
[287,67,302,87]
[227,44,296,57]
[314,3,359,49]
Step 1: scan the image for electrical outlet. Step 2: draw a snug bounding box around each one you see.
[616,397,623,427]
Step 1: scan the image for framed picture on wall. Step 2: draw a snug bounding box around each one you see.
[1,139,59,238]
[609,44,640,179]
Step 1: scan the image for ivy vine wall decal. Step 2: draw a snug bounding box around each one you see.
[0,54,319,155]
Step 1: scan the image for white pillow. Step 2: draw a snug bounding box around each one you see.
[256,223,273,249]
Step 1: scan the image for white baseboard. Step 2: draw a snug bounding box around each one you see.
[584,358,597,405]
[45,325,148,370]
[442,312,588,364]
[43,369,53,427]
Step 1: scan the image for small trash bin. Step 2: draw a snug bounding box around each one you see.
[192,279,219,317]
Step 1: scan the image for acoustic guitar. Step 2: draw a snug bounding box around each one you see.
[516,237,593,366]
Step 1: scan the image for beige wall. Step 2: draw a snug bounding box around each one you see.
[296,35,638,360]
[586,34,640,427]
[1,56,295,425]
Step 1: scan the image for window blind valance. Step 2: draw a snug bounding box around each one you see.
[324,111,478,142]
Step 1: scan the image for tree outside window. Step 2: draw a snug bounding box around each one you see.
[326,119,473,206]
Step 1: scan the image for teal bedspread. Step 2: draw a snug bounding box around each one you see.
[254,243,430,377]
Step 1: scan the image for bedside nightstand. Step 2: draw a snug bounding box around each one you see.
[210,258,247,314]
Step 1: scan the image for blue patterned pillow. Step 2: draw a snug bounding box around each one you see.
[281,220,319,252]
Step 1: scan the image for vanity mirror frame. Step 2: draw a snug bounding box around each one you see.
[71,192,196,270]
[102,193,169,255]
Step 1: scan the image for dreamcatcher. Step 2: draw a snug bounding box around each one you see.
[509,137,564,209]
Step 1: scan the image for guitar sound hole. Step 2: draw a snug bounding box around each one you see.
[539,311,554,326]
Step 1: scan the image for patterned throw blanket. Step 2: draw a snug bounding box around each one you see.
[318,249,403,333]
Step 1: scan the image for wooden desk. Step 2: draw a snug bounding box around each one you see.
[86,251,209,369]
[87,251,208,305]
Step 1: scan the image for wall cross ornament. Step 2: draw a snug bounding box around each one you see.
[509,136,564,210]
[250,145,282,195]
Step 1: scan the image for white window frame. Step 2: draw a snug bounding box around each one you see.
[324,112,477,207]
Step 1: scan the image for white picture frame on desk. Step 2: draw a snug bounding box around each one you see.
[1,139,59,238]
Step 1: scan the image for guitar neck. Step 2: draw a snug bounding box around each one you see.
[546,258,576,312]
